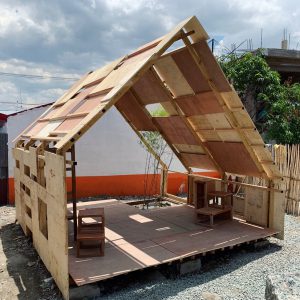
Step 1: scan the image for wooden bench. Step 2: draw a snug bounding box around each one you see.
[207,191,233,209]
[77,208,105,257]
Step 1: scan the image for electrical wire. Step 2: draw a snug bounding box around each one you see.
[0,101,50,106]
[0,71,79,81]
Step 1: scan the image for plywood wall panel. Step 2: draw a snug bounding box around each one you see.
[132,70,170,104]
[52,86,96,118]
[174,144,205,154]
[115,91,156,131]
[221,91,243,109]
[188,115,213,130]
[172,49,210,93]
[198,130,222,142]
[176,91,224,116]
[205,141,262,177]
[245,187,268,227]
[217,130,242,142]
[13,149,69,298]
[37,121,62,137]
[154,116,200,145]
[192,41,231,92]
[25,121,48,137]
[233,110,255,128]
[72,96,106,114]
[54,117,83,132]
[154,56,194,97]
[243,130,264,145]
[91,48,156,93]
[181,153,217,170]
[206,113,232,129]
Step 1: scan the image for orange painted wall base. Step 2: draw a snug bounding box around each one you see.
[8,171,219,205]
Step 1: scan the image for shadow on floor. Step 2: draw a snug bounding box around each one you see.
[96,239,282,298]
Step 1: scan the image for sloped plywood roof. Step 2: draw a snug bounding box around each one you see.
[15,16,281,179]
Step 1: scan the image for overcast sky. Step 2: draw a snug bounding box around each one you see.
[1,0,300,114]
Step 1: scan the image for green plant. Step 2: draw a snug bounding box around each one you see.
[219,52,300,144]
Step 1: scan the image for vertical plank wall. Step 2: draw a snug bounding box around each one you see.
[273,144,300,216]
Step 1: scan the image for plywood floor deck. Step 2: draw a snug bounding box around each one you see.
[68,200,278,286]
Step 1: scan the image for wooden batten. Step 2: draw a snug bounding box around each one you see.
[165,193,187,204]
[160,167,168,197]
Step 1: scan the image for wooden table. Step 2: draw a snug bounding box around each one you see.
[77,208,105,257]
[195,206,232,227]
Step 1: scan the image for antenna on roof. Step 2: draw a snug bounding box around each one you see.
[282,28,288,49]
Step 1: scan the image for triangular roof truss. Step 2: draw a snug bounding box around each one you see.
[15,16,281,179]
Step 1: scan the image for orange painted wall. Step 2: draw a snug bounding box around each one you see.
[8,171,219,205]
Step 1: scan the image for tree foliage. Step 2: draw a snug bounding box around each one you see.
[219,52,300,144]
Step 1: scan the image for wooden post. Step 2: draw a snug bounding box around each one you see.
[268,178,285,239]
[70,145,77,241]
[187,170,194,205]
[160,167,168,197]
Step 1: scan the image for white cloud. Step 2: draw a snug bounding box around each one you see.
[1,0,300,114]
[104,0,163,14]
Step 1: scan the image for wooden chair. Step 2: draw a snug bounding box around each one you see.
[76,208,105,257]
[195,190,233,226]
[207,191,233,210]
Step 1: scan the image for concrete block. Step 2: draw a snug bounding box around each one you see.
[254,239,269,249]
[70,284,101,300]
[179,258,202,275]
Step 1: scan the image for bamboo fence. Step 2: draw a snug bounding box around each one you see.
[272,144,300,216]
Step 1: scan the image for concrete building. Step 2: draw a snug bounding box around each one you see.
[0,113,8,205]
[257,48,300,83]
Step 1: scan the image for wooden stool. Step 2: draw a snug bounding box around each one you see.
[76,208,105,258]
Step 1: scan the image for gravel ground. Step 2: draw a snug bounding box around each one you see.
[101,215,300,300]
[1,205,299,300]
[0,206,62,300]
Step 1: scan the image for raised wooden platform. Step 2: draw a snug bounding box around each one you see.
[68,199,278,286]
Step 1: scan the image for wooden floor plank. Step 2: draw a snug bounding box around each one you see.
[68,200,278,286]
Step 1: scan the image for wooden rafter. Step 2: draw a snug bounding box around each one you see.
[149,66,224,175]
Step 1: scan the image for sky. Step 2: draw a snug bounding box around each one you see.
[1,0,300,114]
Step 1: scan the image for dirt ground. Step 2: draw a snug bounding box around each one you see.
[0,206,62,300]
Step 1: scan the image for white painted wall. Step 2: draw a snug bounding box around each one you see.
[7,106,185,177]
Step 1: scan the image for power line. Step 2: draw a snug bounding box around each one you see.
[0,71,79,81]
[0,101,49,106]
[0,109,21,112]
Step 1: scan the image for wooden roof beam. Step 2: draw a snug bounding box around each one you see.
[116,106,168,170]
[149,67,223,174]
[128,88,191,172]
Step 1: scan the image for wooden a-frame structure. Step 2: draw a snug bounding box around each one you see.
[13,16,285,299]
